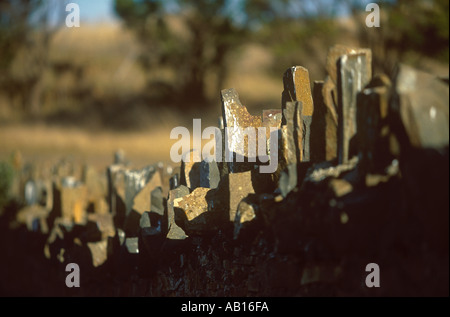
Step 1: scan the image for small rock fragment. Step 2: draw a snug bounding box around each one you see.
[328,179,353,198]
[150,186,164,216]
[129,166,162,216]
[60,183,88,225]
[234,196,258,240]
[199,160,220,189]
[173,187,221,235]
[125,237,139,254]
[180,149,202,189]
[87,239,108,267]
[166,185,190,240]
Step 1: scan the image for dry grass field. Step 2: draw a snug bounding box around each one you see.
[1,21,447,170]
[0,23,284,169]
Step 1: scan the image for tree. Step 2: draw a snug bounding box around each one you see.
[0,0,65,116]
[114,0,342,107]
[347,0,449,74]
[114,0,250,107]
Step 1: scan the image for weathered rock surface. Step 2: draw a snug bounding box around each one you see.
[337,52,372,164]
[199,160,220,189]
[173,187,222,235]
[281,66,314,162]
[221,88,262,171]
[166,185,190,240]
[226,171,255,222]
[391,64,449,150]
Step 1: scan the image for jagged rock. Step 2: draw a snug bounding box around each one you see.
[281,66,313,115]
[140,210,162,234]
[83,165,105,200]
[87,239,108,268]
[58,183,88,225]
[121,167,162,236]
[83,165,108,214]
[140,211,151,229]
[279,164,298,198]
[391,64,449,150]
[262,109,282,153]
[328,179,353,198]
[311,79,338,162]
[322,45,372,162]
[262,110,282,131]
[227,171,255,222]
[44,218,69,260]
[337,52,372,164]
[234,195,258,240]
[107,164,125,216]
[281,101,303,165]
[180,149,202,189]
[326,45,372,86]
[125,237,139,254]
[24,180,38,206]
[281,66,314,162]
[166,185,190,240]
[150,186,164,216]
[16,204,49,234]
[365,170,398,188]
[87,212,116,240]
[125,165,160,216]
[21,177,52,210]
[221,88,262,172]
[117,228,125,246]
[303,156,359,184]
[170,173,180,190]
[114,149,126,165]
[322,79,339,161]
[216,116,228,178]
[199,160,220,189]
[133,172,161,210]
[173,187,222,235]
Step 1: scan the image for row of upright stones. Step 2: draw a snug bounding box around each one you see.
[104,43,448,254]
[8,44,448,294]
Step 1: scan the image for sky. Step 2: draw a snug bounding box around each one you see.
[63,0,381,25]
[66,0,119,24]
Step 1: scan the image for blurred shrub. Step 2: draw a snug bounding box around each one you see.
[351,0,449,74]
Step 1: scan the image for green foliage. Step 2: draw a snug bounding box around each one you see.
[354,0,449,73]
[0,0,46,76]
[390,0,449,62]
[0,161,14,210]
[0,0,54,116]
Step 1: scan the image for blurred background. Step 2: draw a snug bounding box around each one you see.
[0,0,448,169]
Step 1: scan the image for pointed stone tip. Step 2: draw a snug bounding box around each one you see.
[221,88,240,102]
